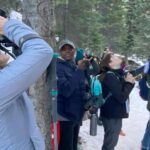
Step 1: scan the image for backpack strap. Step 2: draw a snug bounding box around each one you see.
[107,71,119,79]
[104,92,112,101]
[107,71,114,74]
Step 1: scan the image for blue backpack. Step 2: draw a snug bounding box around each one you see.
[139,75,150,101]
[91,75,102,96]
[84,75,104,110]
[84,75,112,110]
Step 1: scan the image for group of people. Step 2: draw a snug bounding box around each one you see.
[0,15,150,150]
[56,40,136,150]
[56,40,150,150]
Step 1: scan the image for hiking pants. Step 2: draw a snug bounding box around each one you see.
[58,121,80,150]
[101,117,122,150]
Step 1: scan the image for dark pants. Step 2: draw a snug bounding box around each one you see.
[58,121,80,150]
[101,117,122,150]
[141,120,150,150]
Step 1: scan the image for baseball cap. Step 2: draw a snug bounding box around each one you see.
[59,39,75,50]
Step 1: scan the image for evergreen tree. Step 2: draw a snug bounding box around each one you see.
[124,0,137,57]
[133,0,150,59]
[55,0,104,53]
[55,0,150,57]
[97,0,126,52]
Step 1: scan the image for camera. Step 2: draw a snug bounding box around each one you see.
[0,9,21,58]
[124,66,144,77]
[0,9,7,18]
[82,59,90,69]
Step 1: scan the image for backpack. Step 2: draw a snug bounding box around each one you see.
[91,75,102,96]
[84,75,107,110]
[139,75,150,101]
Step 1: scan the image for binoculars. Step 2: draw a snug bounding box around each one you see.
[0,9,7,18]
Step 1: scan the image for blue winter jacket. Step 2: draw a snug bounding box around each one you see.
[57,58,86,123]
[0,19,53,149]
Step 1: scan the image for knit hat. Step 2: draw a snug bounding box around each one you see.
[75,48,85,62]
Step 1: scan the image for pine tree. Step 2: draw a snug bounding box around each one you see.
[55,0,104,53]
[97,0,126,52]
[124,0,137,57]
[133,0,150,59]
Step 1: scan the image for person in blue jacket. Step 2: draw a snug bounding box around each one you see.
[141,61,150,150]
[57,40,87,150]
[0,16,53,150]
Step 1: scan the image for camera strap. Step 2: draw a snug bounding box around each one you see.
[19,34,41,48]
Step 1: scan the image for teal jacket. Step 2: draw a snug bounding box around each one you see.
[0,19,53,149]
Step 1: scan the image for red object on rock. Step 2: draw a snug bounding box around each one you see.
[51,121,60,150]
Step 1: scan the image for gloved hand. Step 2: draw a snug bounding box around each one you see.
[89,106,97,114]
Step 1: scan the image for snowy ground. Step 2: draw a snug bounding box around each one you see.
[79,84,149,150]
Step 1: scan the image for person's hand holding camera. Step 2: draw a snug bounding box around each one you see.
[0,16,8,35]
[125,73,135,84]
[77,59,89,71]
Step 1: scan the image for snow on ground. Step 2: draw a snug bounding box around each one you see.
[79,84,149,150]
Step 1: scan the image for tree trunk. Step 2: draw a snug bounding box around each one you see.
[22,0,56,149]
[0,0,21,13]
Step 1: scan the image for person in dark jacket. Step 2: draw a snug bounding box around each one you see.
[57,40,87,150]
[100,53,135,150]
[141,61,150,150]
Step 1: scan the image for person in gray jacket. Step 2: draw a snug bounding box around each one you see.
[0,16,53,150]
